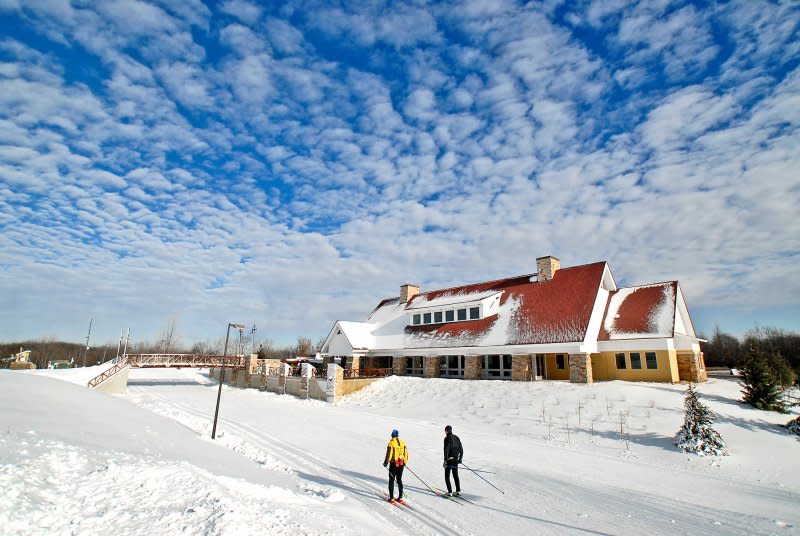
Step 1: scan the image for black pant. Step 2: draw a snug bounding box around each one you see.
[388,463,404,499]
[445,464,460,493]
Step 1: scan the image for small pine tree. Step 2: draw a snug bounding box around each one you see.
[740,345,786,412]
[786,416,800,436]
[675,383,728,456]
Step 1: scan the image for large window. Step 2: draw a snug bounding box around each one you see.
[615,353,627,369]
[630,352,642,369]
[556,354,566,370]
[440,355,465,378]
[645,352,658,369]
[406,357,423,376]
[483,354,512,379]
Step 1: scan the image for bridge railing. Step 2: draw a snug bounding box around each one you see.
[125,354,245,369]
[88,356,129,388]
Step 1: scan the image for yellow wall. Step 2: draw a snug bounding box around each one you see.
[591,350,678,382]
[545,353,570,380]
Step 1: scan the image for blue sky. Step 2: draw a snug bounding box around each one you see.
[1,0,798,349]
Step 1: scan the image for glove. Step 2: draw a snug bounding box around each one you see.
[383,462,388,467]
[442,462,446,468]
[458,458,463,464]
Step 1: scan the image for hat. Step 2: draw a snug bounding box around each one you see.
[391,429,399,437]
[444,425,452,433]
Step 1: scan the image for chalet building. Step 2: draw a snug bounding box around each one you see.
[320,256,707,384]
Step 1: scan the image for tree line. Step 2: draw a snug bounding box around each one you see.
[1,335,325,369]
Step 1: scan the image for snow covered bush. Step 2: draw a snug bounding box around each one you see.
[675,383,728,456]
[786,416,800,436]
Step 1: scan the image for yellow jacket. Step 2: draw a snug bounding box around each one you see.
[383,437,408,465]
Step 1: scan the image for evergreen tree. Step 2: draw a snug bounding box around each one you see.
[786,416,800,436]
[740,345,786,412]
[675,383,728,456]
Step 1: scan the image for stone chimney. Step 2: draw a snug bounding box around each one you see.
[400,283,420,303]
[536,256,561,281]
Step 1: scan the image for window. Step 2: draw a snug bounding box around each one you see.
[440,355,465,377]
[412,314,421,325]
[406,357,423,376]
[445,310,454,322]
[645,352,658,369]
[556,354,566,370]
[434,311,443,323]
[457,308,467,321]
[423,312,432,324]
[483,354,512,378]
[615,353,626,369]
[630,352,642,369]
[469,306,480,319]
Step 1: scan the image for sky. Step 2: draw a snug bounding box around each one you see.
[0,0,798,349]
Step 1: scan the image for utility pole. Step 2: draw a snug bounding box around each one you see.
[82,317,93,367]
[251,324,257,354]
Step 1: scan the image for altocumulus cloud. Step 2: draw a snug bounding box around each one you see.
[0,0,798,347]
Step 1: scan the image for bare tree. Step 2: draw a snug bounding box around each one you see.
[160,317,178,353]
[295,337,313,357]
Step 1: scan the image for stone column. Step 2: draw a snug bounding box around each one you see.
[392,356,407,376]
[512,355,532,381]
[569,353,593,383]
[464,355,482,380]
[326,363,344,403]
[351,355,361,375]
[677,352,708,383]
[424,356,441,378]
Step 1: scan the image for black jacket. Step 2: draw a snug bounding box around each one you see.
[443,433,463,464]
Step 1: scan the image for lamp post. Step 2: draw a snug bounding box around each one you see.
[212,321,245,439]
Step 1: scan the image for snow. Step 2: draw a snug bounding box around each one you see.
[2,368,799,535]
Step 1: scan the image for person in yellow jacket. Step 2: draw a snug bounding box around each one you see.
[382,429,408,502]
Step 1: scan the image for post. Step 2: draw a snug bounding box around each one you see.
[212,322,244,439]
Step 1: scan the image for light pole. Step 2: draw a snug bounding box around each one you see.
[212,322,245,439]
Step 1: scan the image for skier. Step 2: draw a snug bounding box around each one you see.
[443,424,463,496]
[382,429,408,503]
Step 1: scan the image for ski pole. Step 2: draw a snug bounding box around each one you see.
[460,462,505,494]
[403,464,438,495]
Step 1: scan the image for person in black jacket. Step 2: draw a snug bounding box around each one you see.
[443,424,463,496]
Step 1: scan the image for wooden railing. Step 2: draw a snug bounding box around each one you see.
[343,367,393,379]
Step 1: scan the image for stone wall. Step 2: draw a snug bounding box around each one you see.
[464,356,481,380]
[676,352,708,383]
[512,355,532,381]
[392,356,407,376]
[569,353,593,383]
[423,356,441,378]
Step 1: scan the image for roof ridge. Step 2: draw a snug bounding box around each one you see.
[413,260,608,297]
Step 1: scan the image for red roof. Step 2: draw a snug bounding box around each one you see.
[395,261,608,347]
[598,282,677,340]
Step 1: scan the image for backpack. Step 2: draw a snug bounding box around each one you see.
[392,438,407,466]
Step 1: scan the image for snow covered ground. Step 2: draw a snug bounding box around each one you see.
[1,367,798,535]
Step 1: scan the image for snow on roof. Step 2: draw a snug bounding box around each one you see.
[600,282,676,340]
[365,261,608,349]
[405,289,501,310]
[336,321,375,349]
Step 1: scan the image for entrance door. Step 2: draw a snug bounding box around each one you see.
[534,354,546,380]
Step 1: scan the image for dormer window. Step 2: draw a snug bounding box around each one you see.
[423,312,432,324]
[434,311,443,323]
[445,310,454,322]
[413,314,421,325]
[469,307,480,319]
[457,308,467,321]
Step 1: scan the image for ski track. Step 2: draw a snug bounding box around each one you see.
[129,385,469,536]
[125,376,800,536]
